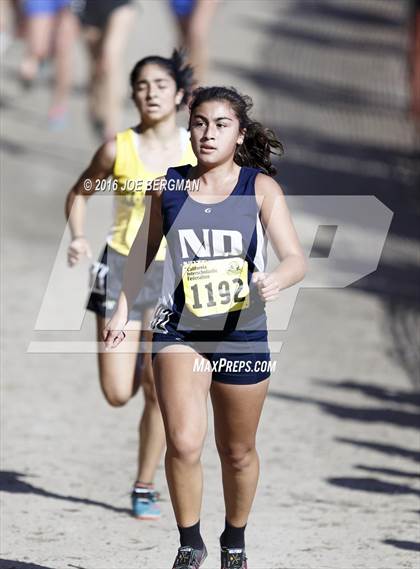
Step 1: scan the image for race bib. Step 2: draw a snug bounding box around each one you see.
[182,257,250,317]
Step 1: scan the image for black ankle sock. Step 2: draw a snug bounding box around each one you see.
[178,520,204,550]
[220,519,246,549]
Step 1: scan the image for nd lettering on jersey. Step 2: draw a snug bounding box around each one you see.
[178,229,249,317]
[179,229,243,258]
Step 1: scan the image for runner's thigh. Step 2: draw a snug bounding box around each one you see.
[211,379,269,449]
[153,346,212,446]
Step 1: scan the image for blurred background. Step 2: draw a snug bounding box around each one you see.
[1,1,419,568]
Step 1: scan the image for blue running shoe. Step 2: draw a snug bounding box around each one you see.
[131,487,161,520]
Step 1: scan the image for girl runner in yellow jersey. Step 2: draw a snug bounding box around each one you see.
[65,50,196,519]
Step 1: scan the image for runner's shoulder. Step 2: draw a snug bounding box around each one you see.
[95,138,117,169]
[255,173,284,208]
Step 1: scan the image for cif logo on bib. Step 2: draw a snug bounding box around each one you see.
[179,229,243,258]
[178,229,249,317]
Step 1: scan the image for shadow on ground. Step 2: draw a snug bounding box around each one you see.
[354,464,420,479]
[383,539,420,552]
[270,373,420,553]
[312,379,420,406]
[269,377,420,481]
[269,389,420,429]
[0,562,89,569]
[327,476,420,496]
[0,561,56,569]
[0,471,130,516]
[336,437,420,463]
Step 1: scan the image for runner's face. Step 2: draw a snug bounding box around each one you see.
[189,100,245,166]
[132,64,183,121]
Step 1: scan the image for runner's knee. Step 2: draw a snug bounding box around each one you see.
[104,392,130,407]
[100,379,131,407]
[167,431,203,465]
[217,442,256,471]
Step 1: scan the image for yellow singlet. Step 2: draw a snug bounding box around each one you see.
[107,127,196,260]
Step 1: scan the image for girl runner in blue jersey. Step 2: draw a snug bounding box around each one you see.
[104,86,307,569]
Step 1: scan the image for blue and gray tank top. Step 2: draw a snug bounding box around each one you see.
[157,164,268,331]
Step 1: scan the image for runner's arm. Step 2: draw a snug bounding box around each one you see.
[254,174,307,301]
[64,140,116,266]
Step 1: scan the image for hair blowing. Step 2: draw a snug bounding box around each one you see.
[189,86,284,176]
[130,49,194,107]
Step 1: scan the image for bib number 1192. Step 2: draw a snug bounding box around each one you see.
[182,257,250,317]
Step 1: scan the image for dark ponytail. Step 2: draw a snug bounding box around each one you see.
[130,49,194,107]
[189,86,283,176]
